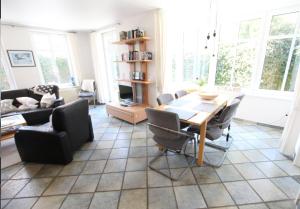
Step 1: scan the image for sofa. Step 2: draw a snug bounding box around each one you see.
[15,99,94,164]
[1,85,64,125]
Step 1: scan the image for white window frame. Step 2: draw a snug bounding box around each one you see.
[0,45,16,90]
[30,30,76,88]
[213,6,300,98]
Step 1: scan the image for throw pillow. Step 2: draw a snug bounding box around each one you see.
[1,99,17,114]
[40,93,56,108]
[18,104,38,111]
[16,97,39,106]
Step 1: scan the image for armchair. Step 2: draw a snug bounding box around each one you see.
[15,99,94,164]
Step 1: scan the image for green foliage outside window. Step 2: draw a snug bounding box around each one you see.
[56,57,71,84]
[38,55,58,84]
[260,39,292,90]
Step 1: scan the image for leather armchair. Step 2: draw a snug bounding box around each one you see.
[15,99,94,164]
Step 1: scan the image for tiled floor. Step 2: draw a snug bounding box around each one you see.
[1,105,300,209]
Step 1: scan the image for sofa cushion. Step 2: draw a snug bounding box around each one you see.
[16,97,39,106]
[1,99,17,114]
[40,93,56,108]
[18,104,38,111]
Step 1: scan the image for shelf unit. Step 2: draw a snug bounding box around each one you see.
[106,36,152,124]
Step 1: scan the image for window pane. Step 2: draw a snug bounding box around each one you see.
[38,53,58,84]
[284,38,300,91]
[183,32,196,81]
[234,43,256,87]
[215,44,235,86]
[56,57,71,84]
[239,19,261,40]
[0,61,10,90]
[32,33,74,85]
[260,38,292,90]
[270,13,298,36]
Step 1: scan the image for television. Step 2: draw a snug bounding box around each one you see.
[119,85,133,101]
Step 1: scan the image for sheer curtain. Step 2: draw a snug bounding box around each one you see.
[90,29,119,104]
[280,66,300,166]
[154,9,167,94]
[90,31,114,103]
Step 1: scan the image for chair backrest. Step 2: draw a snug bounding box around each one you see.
[81,80,96,92]
[52,99,90,151]
[217,99,241,129]
[235,93,245,101]
[145,108,189,150]
[157,93,174,105]
[175,90,187,99]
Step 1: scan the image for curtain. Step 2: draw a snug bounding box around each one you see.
[90,32,111,103]
[66,33,82,84]
[280,66,300,166]
[154,9,167,94]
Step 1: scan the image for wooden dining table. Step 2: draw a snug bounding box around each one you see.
[155,92,228,166]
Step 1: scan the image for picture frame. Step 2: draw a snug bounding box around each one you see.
[7,50,36,67]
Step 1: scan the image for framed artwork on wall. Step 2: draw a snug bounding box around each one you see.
[7,50,36,67]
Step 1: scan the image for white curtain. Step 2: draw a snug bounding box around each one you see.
[66,33,82,84]
[280,66,300,166]
[90,32,111,103]
[154,9,168,94]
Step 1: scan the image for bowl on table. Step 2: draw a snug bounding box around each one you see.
[199,92,219,100]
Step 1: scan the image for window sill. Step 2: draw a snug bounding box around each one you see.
[242,89,294,101]
[59,85,80,90]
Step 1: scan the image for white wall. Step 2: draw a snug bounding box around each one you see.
[1,25,95,102]
[1,25,43,88]
[236,95,292,127]
[116,10,157,107]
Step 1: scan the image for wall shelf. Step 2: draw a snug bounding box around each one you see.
[112,37,150,45]
[107,32,152,124]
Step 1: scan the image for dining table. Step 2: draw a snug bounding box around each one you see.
[155,92,228,166]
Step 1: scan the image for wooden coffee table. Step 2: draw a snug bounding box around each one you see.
[1,115,26,141]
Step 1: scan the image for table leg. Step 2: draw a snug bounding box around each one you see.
[197,120,207,165]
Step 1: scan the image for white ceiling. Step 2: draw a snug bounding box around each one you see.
[1,0,165,31]
[2,0,300,32]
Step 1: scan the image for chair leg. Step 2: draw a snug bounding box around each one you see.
[203,136,233,167]
[204,148,229,168]
[226,125,231,142]
[149,142,196,181]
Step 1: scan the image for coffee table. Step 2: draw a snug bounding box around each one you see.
[1,115,26,141]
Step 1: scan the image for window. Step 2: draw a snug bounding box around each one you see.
[0,61,11,90]
[32,33,75,86]
[167,28,210,90]
[216,18,261,88]
[0,51,15,91]
[260,12,300,91]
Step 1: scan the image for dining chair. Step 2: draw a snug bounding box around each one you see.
[78,80,97,107]
[187,99,241,167]
[157,93,174,105]
[175,90,188,99]
[145,108,197,180]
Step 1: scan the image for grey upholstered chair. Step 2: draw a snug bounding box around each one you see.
[188,99,241,167]
[157,93,174,105]
[79,80,97,108]
[145,108,197,180]
[175,90,188,99]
